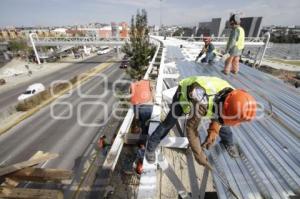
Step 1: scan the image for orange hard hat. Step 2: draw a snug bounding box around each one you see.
[136,160,143,175]
[221,89,257,126]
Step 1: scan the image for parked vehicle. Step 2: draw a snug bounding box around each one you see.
[97,46,111,55]
[18,83,46,101]
[120,55,129,69]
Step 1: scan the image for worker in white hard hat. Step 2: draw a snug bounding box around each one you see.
[223,14,245,75]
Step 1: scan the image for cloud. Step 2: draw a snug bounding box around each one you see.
[0,0,299,27]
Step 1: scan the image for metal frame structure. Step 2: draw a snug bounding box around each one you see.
[177,34,271,67]
[28,33,128,64]
[29,36,127,47]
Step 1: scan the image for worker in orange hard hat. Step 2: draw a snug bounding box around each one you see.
[195,36,216,64]
[145,76,257,166]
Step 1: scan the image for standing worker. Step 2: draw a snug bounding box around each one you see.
[223,14,245,75]
[195,37,216,64]
[145,76,257,166]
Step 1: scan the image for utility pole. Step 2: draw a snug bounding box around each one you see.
[160,0,162,36]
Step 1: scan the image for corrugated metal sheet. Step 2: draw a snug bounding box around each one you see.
[162,38,300,199]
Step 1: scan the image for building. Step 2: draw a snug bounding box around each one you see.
[240,17,262,37]
[221,16,263,37]
[260,25,300,43]
[196,18,222,37]
[119,22,129,38]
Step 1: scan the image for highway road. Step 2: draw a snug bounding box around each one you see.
[0,61,126,172]
[0,52,118,112]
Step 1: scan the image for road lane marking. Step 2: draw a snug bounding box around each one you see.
[0,59,116,136]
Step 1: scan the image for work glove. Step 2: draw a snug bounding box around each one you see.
[201,121,220,149]
[201,131,218,149]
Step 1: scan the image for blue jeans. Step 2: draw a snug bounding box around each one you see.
[134,105,153,135]
[146,89,234,152]
[219,126,233,146]
[201,52,216,63]
[147,89,183,152]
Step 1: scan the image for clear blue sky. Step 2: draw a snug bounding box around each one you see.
[0,0,299,27]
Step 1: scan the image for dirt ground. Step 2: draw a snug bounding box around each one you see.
[257,64,300,88]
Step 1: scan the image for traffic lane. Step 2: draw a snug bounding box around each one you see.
[0,64,126,169]
[0,53,117,111]
[0,64,119,160]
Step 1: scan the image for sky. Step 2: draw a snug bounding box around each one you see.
[0,0,299,28]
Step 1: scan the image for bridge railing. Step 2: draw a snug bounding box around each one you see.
[171,36,264,43]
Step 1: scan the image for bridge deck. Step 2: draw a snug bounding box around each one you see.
[152,36,300,199]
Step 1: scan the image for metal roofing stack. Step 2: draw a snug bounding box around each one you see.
[163,38,300,199]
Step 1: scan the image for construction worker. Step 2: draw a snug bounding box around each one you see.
[223,14,245,75]
[145,76,257,166]
[195,37,216,64]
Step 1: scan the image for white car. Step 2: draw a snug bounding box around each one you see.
[97,46,111,55]
[18,83,46,101]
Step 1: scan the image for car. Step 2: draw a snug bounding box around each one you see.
[18,83,46,101]
[97,46,111,55]
[120,56,129,69]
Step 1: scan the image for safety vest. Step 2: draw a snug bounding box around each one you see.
[236,26,245,50]
[179,76,233,117]
[130,80,152,105]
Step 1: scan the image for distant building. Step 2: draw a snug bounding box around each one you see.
[119,22,129,38]
[221,16,262,37]
[241,17,262,37]
[196,18,222,37]
[260,25,300,43]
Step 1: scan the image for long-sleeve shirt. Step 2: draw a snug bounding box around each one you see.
[184,84,221,166]
[225,26,243,56]
[200,43,215,55]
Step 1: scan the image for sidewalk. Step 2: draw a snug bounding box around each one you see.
[0,53,96,93]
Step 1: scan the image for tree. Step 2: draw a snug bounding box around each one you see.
[8,39,29,52]
[122,9,156,80]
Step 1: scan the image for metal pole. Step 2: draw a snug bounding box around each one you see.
[258,32,270,67]
[29,33,41,64]
[160,0,162,30]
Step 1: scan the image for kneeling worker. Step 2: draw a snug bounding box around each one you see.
[145,76,257,166]
[195,37,216,64]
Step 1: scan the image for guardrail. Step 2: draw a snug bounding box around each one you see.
[30,36,128,46]
[172,36,264,43]
[92,37,162,196]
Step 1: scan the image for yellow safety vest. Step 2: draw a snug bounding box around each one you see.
[179,76,233,117]
[236,26,245,50]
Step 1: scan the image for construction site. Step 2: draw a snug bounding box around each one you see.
[0,32,299,199]
[0,1,300,196]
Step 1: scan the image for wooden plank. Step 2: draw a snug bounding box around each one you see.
[157,154,190,199]
[199,167,210,199]
[92,108,134,188]
[7,168,72,182]
[123,133,147,145]
[0,187,63,199]
[0,151,58,177]
[1,178,20,188]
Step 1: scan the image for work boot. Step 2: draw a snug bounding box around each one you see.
[221,70,229,75]
[223,144,239,158]
[145,149,156,164]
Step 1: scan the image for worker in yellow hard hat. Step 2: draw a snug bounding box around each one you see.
[145,76,257,166]
[223,14,245,75]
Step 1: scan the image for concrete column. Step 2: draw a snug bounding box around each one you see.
[29,33,41,64]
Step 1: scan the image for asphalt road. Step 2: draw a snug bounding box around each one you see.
[0,52,118,112]
[0,61,126,172]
